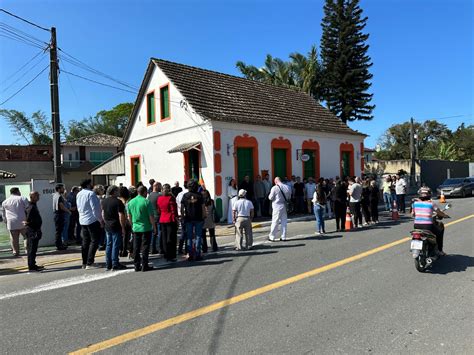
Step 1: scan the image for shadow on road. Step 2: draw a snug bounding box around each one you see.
[429,254,474,274]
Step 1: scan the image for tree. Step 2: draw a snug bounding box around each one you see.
[67,102,133,139]
[236,45,325,100]
[0,109,65,144]
[375,119,461,160]
[321,0,374,123]
[451,123,474,161]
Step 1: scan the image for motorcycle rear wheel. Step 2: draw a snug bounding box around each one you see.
[414,257,427,272]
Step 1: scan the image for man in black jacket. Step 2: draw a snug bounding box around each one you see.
[24,191,44,272]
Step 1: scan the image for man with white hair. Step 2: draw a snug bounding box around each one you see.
[232,189,254,250]
[268,177,291,241]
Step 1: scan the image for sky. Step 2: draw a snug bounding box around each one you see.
[0,0,472,148]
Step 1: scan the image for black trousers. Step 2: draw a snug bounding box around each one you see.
[133,231,152,268]
[202,228,218,252]
[414,222,445,252]
[26,227,41,269]
[160,223,177,260]
[68,211,81,242]
[361,201,371,223]
[370,199,379,222]
[334,200,346,231]
[349,202,362,227]
[81,221,101,266]
[54,213,64,248]
[396,194,406,213]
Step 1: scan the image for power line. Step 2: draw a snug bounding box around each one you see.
[0,30,45,49]
[0,65,48,106]
[60,69,138,94]
[2,52,47,93]
[58,50,139,91]
[0,8,50,32]
[0,21,48,45]
[1,47,48,85]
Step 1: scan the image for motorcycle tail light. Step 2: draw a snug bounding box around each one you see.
[412,233,423,239]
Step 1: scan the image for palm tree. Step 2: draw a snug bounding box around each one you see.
[236,46,324,101]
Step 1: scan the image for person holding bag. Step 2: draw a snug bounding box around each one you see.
[312,184,327,235]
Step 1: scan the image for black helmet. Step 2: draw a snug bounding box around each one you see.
[418,187,432,199]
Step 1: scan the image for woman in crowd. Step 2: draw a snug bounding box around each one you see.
[369,180,380,223]
[334,179,347,232]
[312,182,327,235]
[118,186,133,258]
[361,178,372,226]
[201,190,218,253]
[157,184,178,262]
[227,178,238,224]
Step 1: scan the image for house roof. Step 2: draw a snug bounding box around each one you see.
[121,58,366,149]
[63,133,122,147]
[167,141,201,154]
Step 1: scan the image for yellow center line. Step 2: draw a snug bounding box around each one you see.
[70,214,474,355]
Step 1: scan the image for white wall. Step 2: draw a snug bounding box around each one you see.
[124,64,214,191]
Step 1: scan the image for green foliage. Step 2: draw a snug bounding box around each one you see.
[321,0,375,123]
[67,102,133,139]
[375,120,473,161]
[236,45,324,101]
[0,109,65,144]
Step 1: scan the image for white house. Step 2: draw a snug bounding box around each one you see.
[93,58,366,217]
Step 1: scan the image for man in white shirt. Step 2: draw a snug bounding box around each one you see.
[348,177,363,228]
[76,179,104,269]
[176,182,188,254]
[268,177,291,241]
[1,187,28,257]
[233,189,254,250]
[305,177,316,214]
[395,174,407,213]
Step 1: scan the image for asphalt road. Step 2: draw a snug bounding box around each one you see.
[1,198,473,354]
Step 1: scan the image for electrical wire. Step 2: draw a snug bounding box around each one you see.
[58,50,138,91]
[0,65,49,106]
[1,46,48,85]
[0,21,48,45]
[0,30,45,49]
[1,50,47,92]
[60,69,138,94]
[0,9,50,32]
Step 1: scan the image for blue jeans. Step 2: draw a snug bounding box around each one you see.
[314,204,325,233]
[383,192,392,210]
[105,230,122,268]
[185,221,204,258]
[62,213,70,244]
[151,221,161,252]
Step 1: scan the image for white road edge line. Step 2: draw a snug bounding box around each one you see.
[0,269,134,301]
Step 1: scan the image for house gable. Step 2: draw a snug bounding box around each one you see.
[125,63,207,145]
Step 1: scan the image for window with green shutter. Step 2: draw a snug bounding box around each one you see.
[160,84,170,120]
[147,92,155,124]
[90,151,114,165]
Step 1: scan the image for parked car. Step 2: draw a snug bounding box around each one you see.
[437,177,474,198]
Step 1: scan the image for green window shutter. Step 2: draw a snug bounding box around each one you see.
[160,85,169,119]
[303,150,315,179]
[147,93,155,124]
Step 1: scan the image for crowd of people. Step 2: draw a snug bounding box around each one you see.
[1,172,408,272]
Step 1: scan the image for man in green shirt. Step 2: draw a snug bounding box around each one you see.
[127,186,157,271]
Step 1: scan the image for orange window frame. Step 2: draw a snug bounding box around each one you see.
[340,142,355,177]
[130,155,141,186]
[271,137,292,179]
[159,83,171,122]
[302,139,320,180]
[146,90,156,126]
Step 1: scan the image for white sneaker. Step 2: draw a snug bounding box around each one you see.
[85,264,99,270]
[363,223,369,226]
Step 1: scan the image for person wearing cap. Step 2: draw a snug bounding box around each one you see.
[412,187,447,256]
[232,189,254,250]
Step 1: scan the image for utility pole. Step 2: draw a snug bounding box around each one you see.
[409,117,416,188]
[50,27,62,183]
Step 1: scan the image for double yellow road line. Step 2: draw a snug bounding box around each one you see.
[70,214,474,354]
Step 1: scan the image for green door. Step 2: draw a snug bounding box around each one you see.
[342,152,350,177]
[237,148,253,183]
[273,148,287,178]
[303,149,315,179]
[188,149,200,180]
[132,157,141,185]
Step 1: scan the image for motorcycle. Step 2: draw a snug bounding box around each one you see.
[410,203,451,272]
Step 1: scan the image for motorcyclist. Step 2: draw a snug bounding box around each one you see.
[412,187,447,256]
